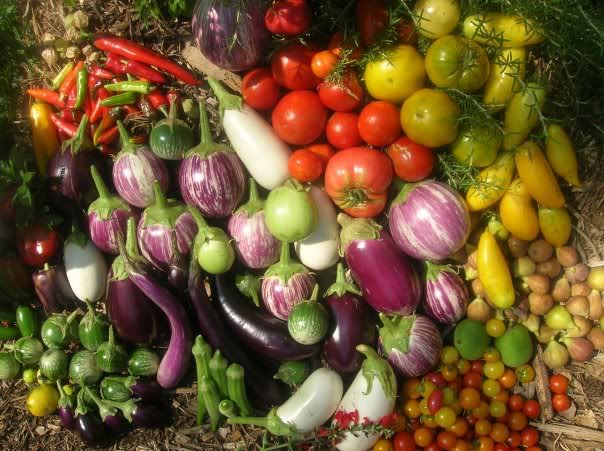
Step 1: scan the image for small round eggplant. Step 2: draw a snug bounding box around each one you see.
[58,405,76,431]
[76,412,107,446]
[104,412,131,435]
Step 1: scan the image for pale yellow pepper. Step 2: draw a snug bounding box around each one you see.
[545,124,580,187]
[477,230,515,309]
[515,141,565,208]
[499,178,539,241]
[466,151,515,211]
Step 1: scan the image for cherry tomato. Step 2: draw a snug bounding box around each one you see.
[526,447,543,451]
[424,414,438,429]
[425,443,443,451]
[428,389,444,414]
[288,149,324,182]
[435,407,457,428]
[241,68,281,111]
[420,398,431,415]
[522,400,541,419]
[505,431,522,448]
[507,412,527,431]
[476,436,495,451]
[311,50,339,79]
[441,364,459,382]
[442,387,456,406]
[515,365,535,383]
[486,318,506,337]
[426,372,447,388]
[507,394,524,412]
[326,112,363,149]
[272,91,327,145]
[386,136,434,182]
[489,423,509,443]
[473,401,490,420]
[356,0,389,46]
[401,378,422,400]
[552,393,571,412]
[460,387,481,409]
[471,360,485,374]
[441,346,459,364]
[482,379,501,398]
[437,431,457,450]
[448,379,463,393]
[447,418,468,438]
[403,399,421,419]
[463,372,483,390]
[418,380,438,398]
[475,419,492,436]
[328,33,364,61]
[392,411,407,432]
[17,222,60,267]
[484,362,505,380]
[393,431,416,451]
[549,374,569,394]
[414,427,434,447]
[358,101,401,147]
[494,390,509,404]
[264,0,312,36]
[498,369,517,390]
[456,359,471,375]
[483,348,501,363]
[271,42,320,90]
[306,143,335,168]
[490,400,507,418]
[493,444,510,451]
[452,441,470,451]
[449,400,463,416]
[520,427,539,447]
[374,438,394,451]
[318,71,364,112]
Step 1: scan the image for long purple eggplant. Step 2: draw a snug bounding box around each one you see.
[33,264,78,313]
[323,263,376,374]
[188,260,287,407]
[338,214,422,316]
[214,273,319,361]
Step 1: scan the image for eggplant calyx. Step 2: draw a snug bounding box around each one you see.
[57,380,74,409]
[235,273,261,307]
[88,165,130,220]
[234,178,264,217]
[116,120,141,155]
[207,77,243,118]
[84,386,118,421]
[74,388,89,417]
[65,223,88,248]
[102,396,138,423]
[264,242,309,283]
[185,99,233,159]
[228,409,297,437]
[337,213,382,256]
[284,178,310,193]
[357,344,397,401]
[424,261,456,281]
[391,181,420,207]
[325,262,361,297]
[141,181,188,228]
[62,115,93,156]
[378,313,414,355]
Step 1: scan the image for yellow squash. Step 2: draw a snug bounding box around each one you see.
[463,13,545,48]
[466,151,515,211]
[30,103,59,177]
[545,124,580,187]
[515,141,565,208]
[538,206,571,247]
[483,47,526,112]
[502,83,546,151]
[477,230,515,309]
[499,178,539,241]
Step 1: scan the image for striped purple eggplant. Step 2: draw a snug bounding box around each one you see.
[113,121,170,209]
[378,314,442,377]
[423,262,468,324]
[179,101,246,217]
[389,180,471,262]
[261,242,316,320]
[339,214,421,316]
[228,179,279,269]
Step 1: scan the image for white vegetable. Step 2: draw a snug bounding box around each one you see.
[64,233,107,303]
[295,186,340,271]
[334,346,397,451]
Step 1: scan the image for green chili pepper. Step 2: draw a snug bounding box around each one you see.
[0,308,16,323]
[52,62,74,90]
[105,80,153,94]
[16,305,37,338]
[0,325,21,340]
[74,67,88,109]
[99,91,139,107]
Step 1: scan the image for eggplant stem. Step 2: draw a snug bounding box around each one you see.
[90,165,111,199]
[125,217,140,256]
[198,99,213,145]
[152,180,167,209]
[188,205,209,229]
[227,416,269,427]
[279,242,290,265]
[206,77,243,114]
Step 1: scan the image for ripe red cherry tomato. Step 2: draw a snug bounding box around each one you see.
[311,50,339,79]
[271,42,320,90]
[288,149,324,182]
[318,71,364,112]
[272,90,327,145]
[520,427,539,447]
[17,221,60,267]
[522,400,541,419]
[241,68,281,111]
[326,112,362,149]
[387,136,435,182]
[549,374,569,394]
[552,393,571,412]
[264,0,312,36]
[393,431,416,451]
[358,101,401,147]
[306,143,335,168]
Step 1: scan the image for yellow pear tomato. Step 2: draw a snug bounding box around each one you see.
[515,141,565,208]
[502,83,546,151]
[477,230,515,309]
[465,151,515,211]
[499,178,540,241]
[538,206,572,247]
[546,124,581,187]
[483,47,526,112]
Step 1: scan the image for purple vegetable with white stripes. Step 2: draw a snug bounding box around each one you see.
[261,242,316,320]
[179,100,246,217]
[228,178,279,269]
[389,180,471,262]
[87,165,135,255]
[113,121,170,208]
[423,262,469,324]
[378,314,442,377]
[339,213,421,316]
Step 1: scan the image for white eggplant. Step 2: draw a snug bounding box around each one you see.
[295,186,340,271]
[64,231,108,303]
[207,78,291,190]
[334,345,397,451]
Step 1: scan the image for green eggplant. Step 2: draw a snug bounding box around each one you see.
[41,311,79,349]
[78,300,109,351]
[96,326,128,373]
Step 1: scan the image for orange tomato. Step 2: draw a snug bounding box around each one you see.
[447,418,469,437]
[414,427,434,447]
[460,388,481,409]
[311,50,339,79]
[475,419,492,436]
[507,412,528,431]
[392,411,407,432]
[401,378,422,399]
[437,431,458,450]
[498,369,517,389]
[476,436,495,451]
[403,399,421,418]
[489,423,510,443]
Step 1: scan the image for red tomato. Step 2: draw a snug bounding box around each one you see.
[437,431,457,450]
[328,33,364,61]
[288,149,324,182]
[356,0,389,46]
[241,68,281,111]
[271,42,321,90]
[17,222,60,267]
[358,101,401,147]
[552,393,571,412]
[507,394,524,412]
[505,431,522,448]
[426,372,447,388]
[471,360,485,374]
[428,389,444,415]
[493,444,510,451]
[311,50,339,79]
[393,431,416,451]
[306,143,335,168]
[463,372,483,390]
[549,374,569,394]
[387,136,435,182]
[425,443,443,451]
[318,71,364,112]
[326,112,363,149]
[264,0,312,36]
[397,19,417,44]
[325,147,393,218]
[522,400,541,419]
[272,91,327,145]
[520,427,539,447]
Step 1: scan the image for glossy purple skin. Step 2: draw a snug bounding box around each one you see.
[323,293,376,374]
[32,265,78,314]
[179,152,246,218]
[228,211,279,269]
[46,149,94,213]
[132,403,165,428]
[104,413,131,435]
[261,272,316,321]
[389,181,471,262]
[76,412,107,446]
[137,212,197,272]
[112,146,169,208]
[88,208,134,255]
[344,230,422,315]
[58,406,76,431]
[424,271,469,324]
[130,380,163,403]
[192,0,269,71]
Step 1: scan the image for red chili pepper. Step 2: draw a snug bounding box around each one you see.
[66,86,78,109]
[94,34,199,85]
[59,109,82,124]
[122,104,141,118]
[137,95,157,119]
[84,92,94,119]
[96,126,119,145]
[90,88,111,123]
[147,90,168,116]
[59,61,84,98]
[27,89,66,109]
[166,90,180,105]
[105,53,128,74]
[88,74,103,94]
[50,113,78,137]
[98,144,117,155]
[89,65,115,80]
[125,59,166,84]
[93,110,117,145]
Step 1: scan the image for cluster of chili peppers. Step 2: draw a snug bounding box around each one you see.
[27,34,198,171]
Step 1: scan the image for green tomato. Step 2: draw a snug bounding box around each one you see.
[265,182,317,243]
[197,237,235,275]
[450,124,502,167]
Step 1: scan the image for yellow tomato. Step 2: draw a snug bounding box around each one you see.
[477,230,515,309]
[483,47,526,112]
[502,83,546,151]
[515,141,565,208]
[499,178,539,241]
[538,206,572,247]
[364,45,426,104]
[463,13,545,48]
[373,439,394,451]
[413,0,461,39]
[26,384,59,417]
[546,124,580,187]
[450,123,502,167]
[465,151,515,211]
[400,88,460,147]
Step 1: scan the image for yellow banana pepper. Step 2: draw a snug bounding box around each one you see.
[545,124,580,187]
[477,230,515,309]
[538,206,572,247]
[30,103,58,177]
[466,151,515,211]
[499,178,539,241]
[515,141,565,208]
[502,83,546,151]
[483,47,526,112]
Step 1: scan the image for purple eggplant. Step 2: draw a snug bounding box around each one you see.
[33,264,78,314]
[261,242,316,320]
[179,100,246,218]
[129,378,163,403]
[214,273,320,361]
[113,121,170,209]
[339,214,422,316]
[423,262,468,324]
[323,263,376,373]
[57,381,76,431]
[74,389,107,446]
[87,165,136,255]
[104,412,131,435]
[228,178,280,269]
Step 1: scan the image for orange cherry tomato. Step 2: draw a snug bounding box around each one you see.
[437,431,458,450]
[288,148,324,182]
[494,390,509,404]
[311,50,339,79]
[403,399,422,419]
[373,438,394,451]
[473,401,490,420]
[489,423,510,443]
[549,374,569,394]
[498,369,517,390]
[476,436,495,451]
[507,394,524,412]
[414,427,434,447]
[507,412,528,431]
[460,388,481,410]
[441,364,459,382]
[475,419,492,437]
[392,411,407,432]
[552,393,571,412]
[447,418,468,437]
[451,440,470,451]
[401,378,422,400]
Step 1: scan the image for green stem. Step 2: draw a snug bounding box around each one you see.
[227,416,269,428]
[308,284,319,302]
[235,178,265,217]
[424,261,455,281]
[279,241,291,266]
[325,263,361,297]
[248,178,260,203]
[117,120,137,153]
[153,181,167,210]
[125,217,139,257]
[43,263,50,272]
[56,380,73,408]
[188,205,209,230]
[67,115,91,156]
[207,77,243,112]
[198,99,213,145]
[90,165,110,199]
[168,97,179,122]
[378,313,398,335]
[84,386,117,421]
